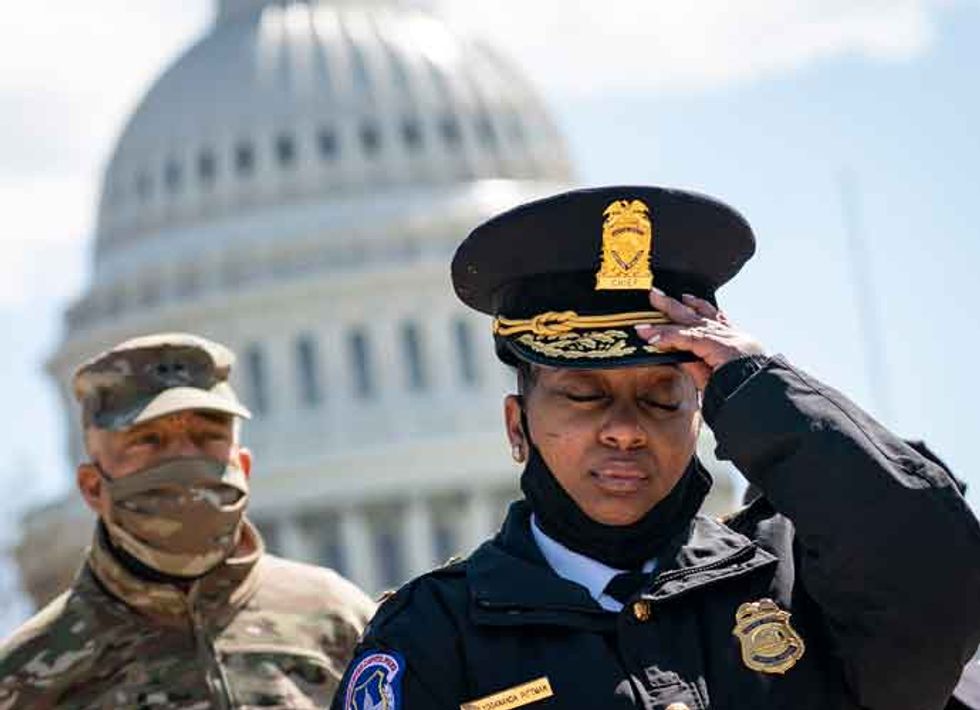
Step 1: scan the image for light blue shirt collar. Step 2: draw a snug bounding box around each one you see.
[530,514,656,613]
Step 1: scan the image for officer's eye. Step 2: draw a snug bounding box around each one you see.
[640,398,681,412]
[563,391,607,404]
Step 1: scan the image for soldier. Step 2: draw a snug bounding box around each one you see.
[1,333,375,709]
[332,186,980,709]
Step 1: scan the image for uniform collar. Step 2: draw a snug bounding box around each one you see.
[530,514,656,612]
[468,500,776,626]
[86,517,265,624]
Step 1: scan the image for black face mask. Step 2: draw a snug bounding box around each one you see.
[519,415,711,569]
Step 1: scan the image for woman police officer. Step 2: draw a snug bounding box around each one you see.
[332,186,980,710]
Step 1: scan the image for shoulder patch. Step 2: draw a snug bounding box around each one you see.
[342,650,405,710]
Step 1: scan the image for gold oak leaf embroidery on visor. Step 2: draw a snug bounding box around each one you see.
[516,330,636,360]
[460,677,554,710]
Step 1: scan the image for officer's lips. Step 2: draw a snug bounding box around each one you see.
[589,459,651,494]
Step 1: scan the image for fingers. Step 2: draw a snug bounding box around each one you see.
[680,293,722,321]
[648,288,702,325]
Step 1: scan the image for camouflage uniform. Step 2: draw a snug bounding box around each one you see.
[0,520,374,709]
[1,333,376,709]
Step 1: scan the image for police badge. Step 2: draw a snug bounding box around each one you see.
[732,599,805,674]
[595,199,654,290]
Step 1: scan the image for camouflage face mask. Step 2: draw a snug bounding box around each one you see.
[99,456,250,578]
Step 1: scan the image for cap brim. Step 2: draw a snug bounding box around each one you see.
[498,330,699,370]
[126,386,252,428]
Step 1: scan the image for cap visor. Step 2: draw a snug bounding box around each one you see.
[128,386,252,427]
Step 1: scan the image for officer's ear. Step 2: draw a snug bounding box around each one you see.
[504,395,527,463]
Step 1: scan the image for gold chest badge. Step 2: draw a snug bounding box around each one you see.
[596,199,654,290]
[732,599,805,674]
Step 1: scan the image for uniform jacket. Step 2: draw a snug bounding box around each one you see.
[333,356,980,710]
[1,520,375,709]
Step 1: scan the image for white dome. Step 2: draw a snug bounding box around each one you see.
[95,0,572,258]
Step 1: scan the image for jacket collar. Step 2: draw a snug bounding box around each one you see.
[85,517,264,625]
[468,501,776,627]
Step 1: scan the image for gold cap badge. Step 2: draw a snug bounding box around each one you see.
[595,199,654,291]
[732,599,805,674]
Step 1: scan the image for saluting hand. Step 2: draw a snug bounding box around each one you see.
[635,289,766,391]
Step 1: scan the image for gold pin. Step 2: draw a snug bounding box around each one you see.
[732,598,805,674]
[631,600,652,622]
[596,199,654,291]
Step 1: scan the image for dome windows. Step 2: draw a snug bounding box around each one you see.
[275,133,296,168]
[164,160,182,193]
[439,115,461,147]
[198,150,217,184]
[401,118,423,152]
[317,128,339,160]
[359,121,381,157]
[235,141,256,176]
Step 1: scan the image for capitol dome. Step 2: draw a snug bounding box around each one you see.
[94,0,570,256]
[21,0,733,607]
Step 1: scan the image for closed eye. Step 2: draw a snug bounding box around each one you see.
[564,392,608,403]
[640,399,681,411]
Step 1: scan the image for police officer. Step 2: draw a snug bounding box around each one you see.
[1,333,375,708]
[332,187,980,710]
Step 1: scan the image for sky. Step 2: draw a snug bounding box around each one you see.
[1,0,978,628]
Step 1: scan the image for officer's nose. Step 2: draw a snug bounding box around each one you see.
[598,400,647,450]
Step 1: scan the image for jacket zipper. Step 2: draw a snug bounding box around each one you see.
[644,543,761,598]
[186,585,233,710]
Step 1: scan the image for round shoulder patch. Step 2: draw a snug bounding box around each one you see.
[343,650,405,710]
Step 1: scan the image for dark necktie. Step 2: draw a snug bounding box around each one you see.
[603,571,652,604]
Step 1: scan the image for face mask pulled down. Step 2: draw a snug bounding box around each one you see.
[98,457,249,578]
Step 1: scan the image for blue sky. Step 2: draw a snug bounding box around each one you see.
[1,1,978,628]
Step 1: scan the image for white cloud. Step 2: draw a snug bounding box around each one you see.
[0,1,210,306]
[438,0,947,95]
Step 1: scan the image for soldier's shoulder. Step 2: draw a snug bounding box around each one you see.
[1,591,73,657]
[0,589,105,704]
[256,553,376,621]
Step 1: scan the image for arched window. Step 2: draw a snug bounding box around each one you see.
[348,328,374,398]
[439,115,461,147]
[198,150,217,184]
[372,517,405,589]
[235,141,255,176]
[401,322,428,391]
[295,334,323,407]
[360,122,381,157]
[401,118,422,151]
[244,344,269,415]
[453,317,478,385]
[317,128,338,160]
[164,159,182,192]
[275,133,296,167]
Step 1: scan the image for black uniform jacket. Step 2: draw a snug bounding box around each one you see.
[335,356,980,710]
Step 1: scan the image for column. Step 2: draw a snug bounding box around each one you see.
[339,507,377,594]
[403,496,436,576]
[462,488,496,554]
[276,516,316,564]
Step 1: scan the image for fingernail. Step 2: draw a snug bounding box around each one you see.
[646,334,662,344]
[651,287,665,296]
[634,324,652,334]
[681,293,695,302]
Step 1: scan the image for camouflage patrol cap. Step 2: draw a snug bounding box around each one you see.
[72,333,251,431]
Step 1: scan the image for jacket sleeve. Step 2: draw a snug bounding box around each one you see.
[703,355,980,710]
[329,580,468,710]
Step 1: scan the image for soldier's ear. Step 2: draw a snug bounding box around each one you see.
[76,463,105,515]
[236,447,253,479]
